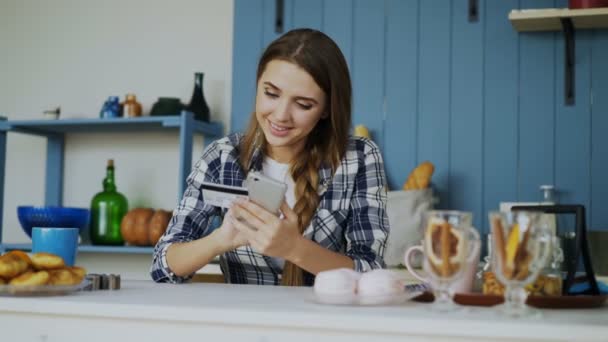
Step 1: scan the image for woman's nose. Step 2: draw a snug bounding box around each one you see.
[272,100,291,121]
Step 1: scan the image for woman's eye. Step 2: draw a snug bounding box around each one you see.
[297,103,313,110]
[264,90,278,98]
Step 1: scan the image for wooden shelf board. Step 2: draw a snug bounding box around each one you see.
[509,7,608,32]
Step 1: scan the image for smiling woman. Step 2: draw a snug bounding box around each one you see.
[151,28,390,286]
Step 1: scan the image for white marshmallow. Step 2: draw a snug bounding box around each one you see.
[313,268,361,304]
[358,269,405,305]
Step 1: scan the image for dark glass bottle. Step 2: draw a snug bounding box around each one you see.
[186,72,210,122]
[90,159,128,245]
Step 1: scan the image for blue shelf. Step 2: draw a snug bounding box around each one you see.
[0,243,154,254]
[0,112,223,137]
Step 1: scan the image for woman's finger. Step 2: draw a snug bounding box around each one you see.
[280,201,297,222]
[233,202,267,229]
[237,198,276,223]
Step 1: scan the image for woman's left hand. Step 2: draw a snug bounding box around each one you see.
[229,199,302,259]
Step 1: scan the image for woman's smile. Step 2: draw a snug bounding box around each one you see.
[268,120,292,137]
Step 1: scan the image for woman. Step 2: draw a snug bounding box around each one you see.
[151,28,389,286]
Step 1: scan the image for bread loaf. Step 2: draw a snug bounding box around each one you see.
[403,161,434,190]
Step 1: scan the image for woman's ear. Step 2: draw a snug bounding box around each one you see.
[321,111,329,119]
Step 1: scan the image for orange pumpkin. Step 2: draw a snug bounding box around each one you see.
[120,208,171,246]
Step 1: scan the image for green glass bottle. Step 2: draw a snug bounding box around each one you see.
[90,159,128,245]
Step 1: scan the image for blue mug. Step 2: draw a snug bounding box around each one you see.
[32,227,79,266]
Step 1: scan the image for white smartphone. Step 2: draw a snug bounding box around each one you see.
[245,171,287,215]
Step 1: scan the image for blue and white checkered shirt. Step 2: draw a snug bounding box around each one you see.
[151,133,389,285]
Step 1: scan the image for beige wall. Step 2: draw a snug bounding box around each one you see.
[0,0,234,243]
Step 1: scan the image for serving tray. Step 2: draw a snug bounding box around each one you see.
[413,291,607,309]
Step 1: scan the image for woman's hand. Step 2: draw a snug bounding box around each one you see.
[229,199,302,259]
[214,207,249,251]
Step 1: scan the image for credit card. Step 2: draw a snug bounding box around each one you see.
[201,182,249,208]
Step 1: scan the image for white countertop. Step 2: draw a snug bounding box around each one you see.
[1,280,607,341]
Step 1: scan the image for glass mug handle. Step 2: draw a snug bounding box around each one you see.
[466,226,481,264]
[403,245,428,282]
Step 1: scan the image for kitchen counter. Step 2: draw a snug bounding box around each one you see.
[1,280,607,342]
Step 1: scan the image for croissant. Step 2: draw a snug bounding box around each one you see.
[403,161,435,190]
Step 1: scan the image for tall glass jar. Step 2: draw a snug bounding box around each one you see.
[90,159,128,245]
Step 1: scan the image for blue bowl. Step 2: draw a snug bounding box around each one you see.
[17,206,90,239]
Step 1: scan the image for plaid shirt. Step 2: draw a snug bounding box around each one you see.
[151,133,389,285]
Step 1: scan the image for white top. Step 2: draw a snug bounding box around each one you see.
[1,280,607,341]
[262,156,295,270]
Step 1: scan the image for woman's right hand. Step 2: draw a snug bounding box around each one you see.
[215,207,248,251]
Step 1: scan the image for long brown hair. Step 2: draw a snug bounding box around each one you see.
[239,29,352,286]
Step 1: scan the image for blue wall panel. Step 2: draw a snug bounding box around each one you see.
[384,0,419,190]
[483,0,519,232]
[591,31,608,230]
[351,0,385,150]
[231,0,264,133]
[518,0,556,202]
[418,0,451,207]
[293,0,323,30]
[449,0,484,230]
[322,0,353,69]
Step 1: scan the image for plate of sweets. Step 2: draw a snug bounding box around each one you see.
[0,250,88,296]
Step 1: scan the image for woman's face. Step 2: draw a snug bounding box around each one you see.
[255,59,327,163]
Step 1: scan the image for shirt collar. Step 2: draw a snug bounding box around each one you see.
[245,139,334,194]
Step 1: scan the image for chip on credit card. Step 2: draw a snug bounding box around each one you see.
[201,182,248,208]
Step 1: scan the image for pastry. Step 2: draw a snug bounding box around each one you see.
[0,277,6,285]
[403,161,434,190]
[67,266,87,281]
[31,252,65,270]
[0,254,29,278]
[9,270,50,286]
[48,269,80,286]
[5,250,33,269]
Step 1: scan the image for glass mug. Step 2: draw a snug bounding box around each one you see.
[404,237,481,294]
[404,210,481,311]
[489,211,552,317]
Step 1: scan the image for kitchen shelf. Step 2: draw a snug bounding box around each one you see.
[509,7,608,32]
[0,111,224,255]
[0,114,223,135]
[0,243,154,254]
[509,7,608,105]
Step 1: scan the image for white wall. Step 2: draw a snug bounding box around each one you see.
[0,0,234,243]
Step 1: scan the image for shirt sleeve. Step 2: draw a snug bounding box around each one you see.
[150,142,223,283]
[345,138,390,272]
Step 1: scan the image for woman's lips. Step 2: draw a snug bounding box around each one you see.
[268,120,291,137]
